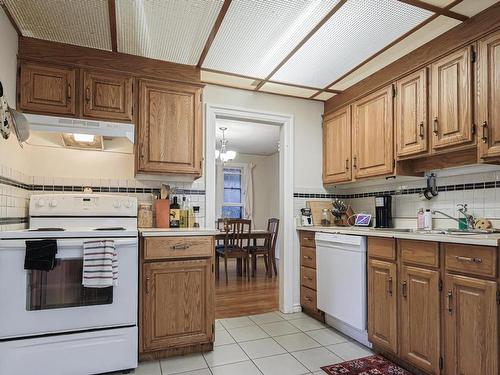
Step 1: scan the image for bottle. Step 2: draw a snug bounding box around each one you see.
[170,196,180,228]
[423,209,432,230]
[416,208,424,230]
[180,196,188,228]
[193,206,200,228]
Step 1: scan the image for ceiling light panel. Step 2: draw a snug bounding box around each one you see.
[260,82,317,98]
[272,0,433,88]
[201,70,258,90]
[116,0,223,65]
[203,0,342,78]
[4,0,111,50]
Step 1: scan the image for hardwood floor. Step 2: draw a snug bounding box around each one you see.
[215,257,279,319]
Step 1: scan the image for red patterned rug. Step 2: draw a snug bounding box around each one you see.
[321,355,414,375]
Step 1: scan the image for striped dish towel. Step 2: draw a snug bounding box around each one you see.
[82,240,118,288]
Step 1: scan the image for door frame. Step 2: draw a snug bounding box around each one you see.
[205,103,296,313]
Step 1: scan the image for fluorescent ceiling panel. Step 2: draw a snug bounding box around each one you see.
[4,0,111,50]
[450,0,499,17]
[260,82,317,98]
[201,70,258,90]
[272,0,433,88]
[116,0,223,65]
[330,16,461,91]
[203,0,342,78]
[420,0,456,6]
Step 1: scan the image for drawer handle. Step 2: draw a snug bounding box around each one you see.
[447,290,453,314]
[303,255,313,260]
[303,276,313,281]
[402,281,407,298]
[305,296,313,302]
[303,237,312,241]
[387,276,393,296]
[456,256,482,264]
[171,244,190,250]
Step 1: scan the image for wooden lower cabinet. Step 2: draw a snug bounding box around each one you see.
[444,274,498,375]
[299,231,324,322]
[368,258,397,354]
[140,237,214,360]
[400,265,440,374]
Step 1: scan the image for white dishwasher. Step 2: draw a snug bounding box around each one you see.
[315,232,370,347]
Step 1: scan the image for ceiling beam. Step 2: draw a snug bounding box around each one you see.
[197,0,232,68]
[108,0,118,52]
[1,3,21,36]
[310,0,465,98]
[254,0,348,91]
[398,0,468,21]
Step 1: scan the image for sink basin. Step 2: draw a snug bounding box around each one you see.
[369,228,413,232]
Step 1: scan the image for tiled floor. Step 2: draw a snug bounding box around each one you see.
[121,311,373,375]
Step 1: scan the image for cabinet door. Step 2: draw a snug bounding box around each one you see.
[82,69,133,122]
[395,69,428,158]
[142,258,214,351]
[352,86,394,179]
[444,274,498,375]
[323,106,351,184]
[368,259,397,354]
[137,80,202,176]
[430,47,473,150]
[400,266,440,374]
[478,30,500,158]
[19,62,76,116]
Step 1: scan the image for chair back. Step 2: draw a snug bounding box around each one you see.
[266,218,280,252]
[223,219,251,251]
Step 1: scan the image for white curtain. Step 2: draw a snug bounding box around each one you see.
[243,162,255,226]
[215,161,224,221]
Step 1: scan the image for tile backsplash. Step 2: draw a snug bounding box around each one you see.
[0,164,206,231]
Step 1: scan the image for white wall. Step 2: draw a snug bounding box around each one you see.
[229,152,279,230]
[204,85,325,193]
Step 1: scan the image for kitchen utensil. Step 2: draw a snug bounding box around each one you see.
[7,108,30,146]
[160,184,170,200]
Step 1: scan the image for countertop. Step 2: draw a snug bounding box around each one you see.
[297,226,500,247]
[139,228,220,237]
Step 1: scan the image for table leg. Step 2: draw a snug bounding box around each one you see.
[237,258,242,276]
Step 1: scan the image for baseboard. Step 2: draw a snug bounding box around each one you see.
[324,314,372,348]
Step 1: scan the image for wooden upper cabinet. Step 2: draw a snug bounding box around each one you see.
[478,30,500,159]
[444,274,498,375]
[19,61,76,116]
[82,69,133,122]
[368,259,397,354]
[352,86,394,179]
[430,47,474,150]
[141,258,214,351]
[136,79,202,176]
[395,69,428,158]
[323,106,351,184]
[400,266,440,374]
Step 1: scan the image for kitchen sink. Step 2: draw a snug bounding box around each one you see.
[369,228,413,232]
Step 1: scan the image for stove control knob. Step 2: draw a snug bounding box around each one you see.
[37,198,45,207]
[49,199,58,208]
[113,201,122,209]
[124,201,132,208]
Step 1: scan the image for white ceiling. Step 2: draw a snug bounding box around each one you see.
[4,0,498,101]
[216,119,280,156]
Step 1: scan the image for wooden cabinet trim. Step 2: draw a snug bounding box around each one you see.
[300,247,316,269]
[144,236,214,261]
[299,231,316,248]
[300,266,317,291]
[368,237,396,261]
[399,239,439,268]
[444,243,497,278]
[323,106,352,184]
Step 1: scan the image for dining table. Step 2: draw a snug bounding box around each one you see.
[214,229,272,276]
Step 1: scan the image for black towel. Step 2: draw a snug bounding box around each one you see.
[24,240,58,271]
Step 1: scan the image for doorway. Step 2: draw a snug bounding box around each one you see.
[205,104,296,318]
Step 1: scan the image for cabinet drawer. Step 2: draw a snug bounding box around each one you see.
[301,286,317,310]
[144,236,213,260]
[400,239,439,268]
[301,266,317,290]
[368,237,396,260]
[445,243,497,278]
[301,247,316,268]
[300,231,316,247]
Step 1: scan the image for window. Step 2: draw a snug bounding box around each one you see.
[222,167,245,219]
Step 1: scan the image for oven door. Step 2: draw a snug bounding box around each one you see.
[0,237,138,339]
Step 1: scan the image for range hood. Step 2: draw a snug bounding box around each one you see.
[24,113,135,143]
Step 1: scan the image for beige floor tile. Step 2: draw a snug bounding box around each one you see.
[203,343,249,367]
[254,353,309,375]
[239,337,287,359]
[227,325,269,342]
[160,354,207,375]
[327,341,373,361]
[260,321,301,337]
[292,347,343,372]
[274,332,322,352]
[289,317,326,332]
[306,328,349,346]
[211,360,262,375]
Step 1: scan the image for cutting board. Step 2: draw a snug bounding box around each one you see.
[306,200,333,226]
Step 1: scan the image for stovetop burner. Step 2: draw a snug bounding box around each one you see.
[28,228,66,232]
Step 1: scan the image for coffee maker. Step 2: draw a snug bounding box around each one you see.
[375,195,392,228]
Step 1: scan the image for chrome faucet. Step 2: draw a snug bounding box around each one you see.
[432,204,475,230]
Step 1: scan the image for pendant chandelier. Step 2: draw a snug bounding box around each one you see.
[215,127,237,162]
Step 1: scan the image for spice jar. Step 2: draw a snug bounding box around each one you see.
[138,202,153,228]
[321,208,331,227]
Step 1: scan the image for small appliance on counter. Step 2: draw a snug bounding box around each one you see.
[301,208,313,226]
[375,195,392,228]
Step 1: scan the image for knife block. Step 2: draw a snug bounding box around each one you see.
[333,205,355,226]
[155,199,170,228]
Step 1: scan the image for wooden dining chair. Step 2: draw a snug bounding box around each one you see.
[248,218,279,277]
[215,219,252,283]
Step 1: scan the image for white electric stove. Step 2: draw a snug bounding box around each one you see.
[0,194,139,375]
